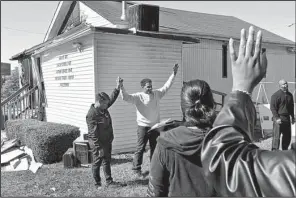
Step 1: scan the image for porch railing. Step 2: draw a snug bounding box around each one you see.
[212,89,227,112]
[1,84,40,121]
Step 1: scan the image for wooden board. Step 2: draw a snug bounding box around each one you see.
[1,148,25,164]
[1,139,20,153]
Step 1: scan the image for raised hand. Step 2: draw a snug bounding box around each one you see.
[230,26,267,94]
[116,76,123,89]
[173,63,179,75]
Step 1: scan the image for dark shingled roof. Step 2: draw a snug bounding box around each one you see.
[82,1,294,45]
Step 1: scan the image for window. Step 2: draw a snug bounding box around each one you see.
[262,48,266,53]
[222,44,227,78]
[262,48,266,78]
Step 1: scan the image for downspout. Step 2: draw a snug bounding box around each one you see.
[120,1,127,21]
[117,1,128,29]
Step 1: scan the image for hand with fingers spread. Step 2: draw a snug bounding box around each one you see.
[230,26,267,94]
[173,63,179,75]
[116,76,123,89]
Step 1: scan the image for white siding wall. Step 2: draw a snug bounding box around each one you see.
[79,2,116,28]
[183,39,295,103]
[182,39,233,103]
[94,33,183,153]
[41,34,95,134]
[252,44,295,102]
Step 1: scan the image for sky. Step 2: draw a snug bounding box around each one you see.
[1,1,295,69]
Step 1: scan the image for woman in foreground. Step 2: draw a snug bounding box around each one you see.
[201,26,296,196]
[147,79,217,197]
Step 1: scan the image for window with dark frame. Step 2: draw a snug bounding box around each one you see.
[222,44,227,78]
[262,48,266,78]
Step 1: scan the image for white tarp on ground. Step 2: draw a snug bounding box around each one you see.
[1,146,43,173]
[1,131,43,173]
[1,148,25,164]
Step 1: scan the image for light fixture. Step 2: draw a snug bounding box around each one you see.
[72,42,83,52]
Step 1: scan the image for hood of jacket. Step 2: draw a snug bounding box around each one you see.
[157,126,208,156]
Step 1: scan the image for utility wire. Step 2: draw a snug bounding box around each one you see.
[2,26,44,35]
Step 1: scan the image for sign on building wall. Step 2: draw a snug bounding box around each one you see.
[1,62,11,76]
[54,55,75,87]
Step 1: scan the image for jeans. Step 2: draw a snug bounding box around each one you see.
[89,139,113,184]
[272,119,291,150]
[132,126,160,171]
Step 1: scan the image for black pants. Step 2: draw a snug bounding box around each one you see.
[89,139,113,184]
[132,126,159,171]
[272,120,291,150]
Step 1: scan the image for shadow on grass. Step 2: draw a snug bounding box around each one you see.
[110,157,133,165]
[126,178,149,186]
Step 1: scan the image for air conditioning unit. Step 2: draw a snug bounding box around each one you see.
[127,4,159,32]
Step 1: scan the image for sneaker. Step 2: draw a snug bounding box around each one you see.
[105,181,127,188]
[142,170,149,178]
[95,182,102,190]
[134,170,147,179]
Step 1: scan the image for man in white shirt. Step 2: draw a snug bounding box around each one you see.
[120,64,179,177]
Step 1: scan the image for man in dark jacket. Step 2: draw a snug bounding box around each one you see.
[201,26,296,196]
[270,79,295,150]
[86,77,125,189]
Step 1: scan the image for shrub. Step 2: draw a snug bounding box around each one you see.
[6,119,40,143]
[5,119,80,164]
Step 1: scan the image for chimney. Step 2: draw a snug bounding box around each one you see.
[120,1,127,21]
[127,4,159,32]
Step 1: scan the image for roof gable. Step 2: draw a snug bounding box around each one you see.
[44,1,74,42]
[43,1,116,42]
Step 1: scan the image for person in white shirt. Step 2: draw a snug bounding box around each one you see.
[120,64,179,177]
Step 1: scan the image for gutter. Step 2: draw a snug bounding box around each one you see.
[160,30,295,47]
[10,23,91,60]
[92,26,200,43]
[33,26,92,55]
[11,24,293,61]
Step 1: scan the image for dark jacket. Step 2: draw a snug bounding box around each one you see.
[86,88,120,147]
[147,125,216,197]
[201,91,296,197]
[270,89,294,122]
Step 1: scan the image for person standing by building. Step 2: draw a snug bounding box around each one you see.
[86,77,125,189]
[270,79,295,150]
[120,64,179,177]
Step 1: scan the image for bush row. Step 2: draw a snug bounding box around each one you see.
[6,119,80,164]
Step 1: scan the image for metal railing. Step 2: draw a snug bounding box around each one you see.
[1,84,40,121]
[212,89,227,112]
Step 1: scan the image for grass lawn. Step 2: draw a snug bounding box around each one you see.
[1,136,295,197]
[1,153,151,197]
